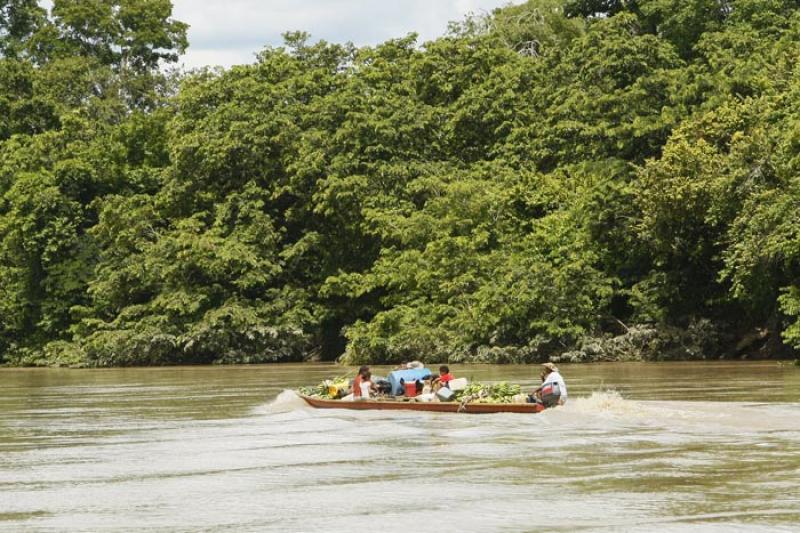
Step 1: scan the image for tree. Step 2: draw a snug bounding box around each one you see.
[48,0,188,71]
[0,0,47,58]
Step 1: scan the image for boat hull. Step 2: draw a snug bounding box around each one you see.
[298,394,544,414]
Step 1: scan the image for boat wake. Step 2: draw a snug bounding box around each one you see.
[568,390,643,415]
[564,389,691,421]
[563,390,800,434]
[251,389,308,415]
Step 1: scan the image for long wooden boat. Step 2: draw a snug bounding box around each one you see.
[298,393,544,414]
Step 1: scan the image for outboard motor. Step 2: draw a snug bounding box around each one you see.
[526,382,562,408]
[375,379,392,395]
[540,382,562,408]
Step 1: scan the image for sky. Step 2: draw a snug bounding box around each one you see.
[171,0,523,69]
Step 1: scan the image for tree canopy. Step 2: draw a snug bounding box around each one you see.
[2,0,800,366]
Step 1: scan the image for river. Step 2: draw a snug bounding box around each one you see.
[1,361,799,531]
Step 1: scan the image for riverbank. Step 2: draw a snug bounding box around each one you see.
[343,320,798,366]
[553,322,798,365]
[3,322,798,369]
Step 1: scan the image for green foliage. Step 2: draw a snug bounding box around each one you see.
[482,0,584,57]
[339,163,616,364]
[4,0,800,366]
[47,0,188,70]
[0,0,47,58]
[563,0,627,18]
[454,381,523,403]
[298,375,351,399]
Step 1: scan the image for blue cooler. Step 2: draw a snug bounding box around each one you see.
[388,368,432,395]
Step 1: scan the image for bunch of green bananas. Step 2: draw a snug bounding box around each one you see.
[454,381,522,404]
[298,376,351,399]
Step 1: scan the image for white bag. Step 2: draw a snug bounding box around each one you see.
[448,378,468,391]
[360,382,371,398]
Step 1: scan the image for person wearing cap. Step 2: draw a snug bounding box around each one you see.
[529,362,568,407]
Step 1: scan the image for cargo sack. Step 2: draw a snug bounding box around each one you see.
[447,377,468,391]
[436,387,455,402]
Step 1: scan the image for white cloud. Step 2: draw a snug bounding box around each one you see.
[172,0,523,69]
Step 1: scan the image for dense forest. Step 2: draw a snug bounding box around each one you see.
[2,0,800,367]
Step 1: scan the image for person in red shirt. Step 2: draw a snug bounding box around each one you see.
[435,365,454,388]
[352,366,369,398]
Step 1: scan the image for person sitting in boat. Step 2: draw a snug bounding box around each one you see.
[395,360,425,370]
[352,366,369,399]
[432,365,454,389]
[528,363,567,407]
[357,371,375,400]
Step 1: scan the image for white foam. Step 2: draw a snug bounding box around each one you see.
[568,389,641,415]
[250,389,309,415]
[562,390,695,423]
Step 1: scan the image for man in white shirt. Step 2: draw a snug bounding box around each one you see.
[531,362,567,407]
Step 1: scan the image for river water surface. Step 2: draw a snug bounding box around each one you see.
[2,362,799,532]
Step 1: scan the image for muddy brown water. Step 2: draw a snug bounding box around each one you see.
[1,361,799,531]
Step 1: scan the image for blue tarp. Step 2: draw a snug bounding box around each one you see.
[387,368,432,395]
